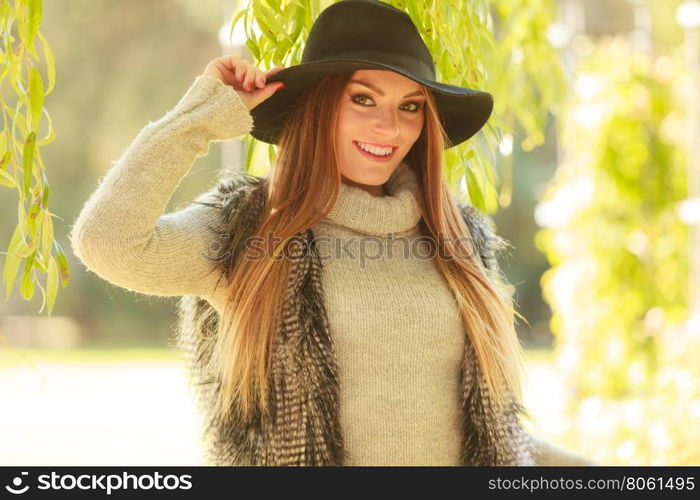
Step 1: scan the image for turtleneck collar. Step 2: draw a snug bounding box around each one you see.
[322,161,423,236]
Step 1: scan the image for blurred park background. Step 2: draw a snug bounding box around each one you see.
[1,0,699,465]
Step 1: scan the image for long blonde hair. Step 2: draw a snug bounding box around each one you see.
[211,71,526,423]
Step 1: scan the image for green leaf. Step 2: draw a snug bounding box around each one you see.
[7,223,28,259]
[466,165,485,211]
[273,38,292,63]
[10,97,29,141]
[36,106,55,146]
[2,225,25,299]
[40,209,53,265]
[29,66,44,132]
[35,277,47,314]
[19,249,37,300]
[27,198,41,241]
[475,151,495,212]
[54,241,70,287]
[288,0,307,10]
[2,251,22,300]
[27,0,42,46]
[230,7,247,39]
[231,6,247,25]
[244,135,255,173]
[34,256,46,273]
[37,31,55,94]
[46,256,58,315]
[25,248,37,272]
[22,131,36,198]
[253,0,285,40]
[246,38,261,61]
[267,0,283,16]
[41,181,49,207]
[14,1,28,47]
[20,267,34,300]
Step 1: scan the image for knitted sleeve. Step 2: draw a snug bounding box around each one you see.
[528,434,597,466]
[69,75,253,300]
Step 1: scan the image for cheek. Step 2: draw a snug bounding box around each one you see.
[336,107,357,145]
[405,116,424,143]
[337,106,365,135]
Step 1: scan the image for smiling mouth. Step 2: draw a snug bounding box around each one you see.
[353,141,396,162]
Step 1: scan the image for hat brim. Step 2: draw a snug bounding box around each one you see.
[250,59,493,149]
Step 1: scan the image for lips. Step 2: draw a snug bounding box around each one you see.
[353,141,396,163]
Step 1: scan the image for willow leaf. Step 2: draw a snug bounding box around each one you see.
[45,256,58,315]
[22,131,36,198]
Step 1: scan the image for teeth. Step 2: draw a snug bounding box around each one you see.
[357,141,393,156]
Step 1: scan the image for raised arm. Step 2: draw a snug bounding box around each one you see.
[69,59,284,300]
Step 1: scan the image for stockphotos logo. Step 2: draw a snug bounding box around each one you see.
[4,471,193,495]
[5,472,29,494]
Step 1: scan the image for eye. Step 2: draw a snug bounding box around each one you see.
[350,93,424,113]
[350,94,374,106]
[401,101,424,113]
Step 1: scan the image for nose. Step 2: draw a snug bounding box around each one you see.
[370,106,400,139]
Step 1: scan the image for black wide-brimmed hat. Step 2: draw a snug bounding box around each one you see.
[250,0,494,149]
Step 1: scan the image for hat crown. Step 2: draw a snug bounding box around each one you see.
[301,0,436,80]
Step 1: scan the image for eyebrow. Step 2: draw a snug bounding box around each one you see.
[348,79,424,98]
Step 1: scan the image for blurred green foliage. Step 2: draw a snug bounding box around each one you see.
[537,37,698,465]
[0,0,225,342]
[1,0,69,315]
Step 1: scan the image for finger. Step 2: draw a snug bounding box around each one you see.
[254,69,266,89]
[265,65,285,78]
[218,67,238,87]
[205,63,231,86]
[234,60,250,84]
[242,67,257,91]
[251,81,285,104]
[216,62,239,86]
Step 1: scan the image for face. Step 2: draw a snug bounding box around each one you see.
[335,69,426,195]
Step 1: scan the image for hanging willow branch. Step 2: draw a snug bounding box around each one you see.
[227,0,566,213]
[1,0,68,314]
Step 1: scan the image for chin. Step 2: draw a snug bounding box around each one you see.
[341,169,393,187]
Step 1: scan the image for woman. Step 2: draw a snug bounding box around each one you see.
[70,0,593,466]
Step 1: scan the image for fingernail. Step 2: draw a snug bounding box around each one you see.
[276,83,285,91]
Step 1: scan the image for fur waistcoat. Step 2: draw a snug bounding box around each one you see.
[174,170,536,466]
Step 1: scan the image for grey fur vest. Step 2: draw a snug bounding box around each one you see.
[174,170,536,466]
